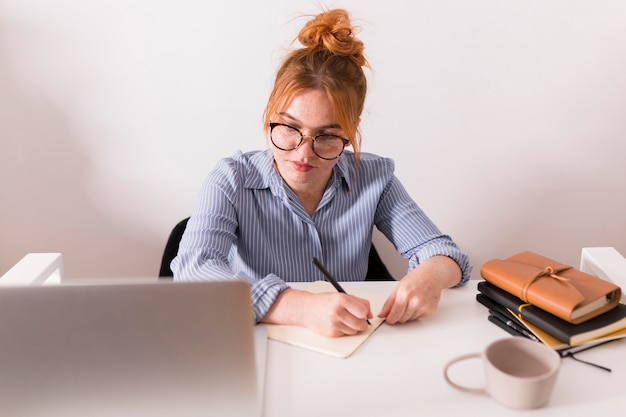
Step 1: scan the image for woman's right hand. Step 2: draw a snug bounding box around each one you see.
[261,289,373,337]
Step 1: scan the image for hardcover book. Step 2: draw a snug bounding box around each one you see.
[477,280,626,346]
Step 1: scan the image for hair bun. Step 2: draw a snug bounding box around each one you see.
[297,9,366,67]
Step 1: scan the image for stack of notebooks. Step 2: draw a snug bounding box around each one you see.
[477,251,626,353]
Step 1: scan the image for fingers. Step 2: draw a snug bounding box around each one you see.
[379,290,416,324]
[322,293,372,337]
[378,295,394,320]
[340,295,372,332]
[378,256,457,324]
[345,295,373,321]
[379,285,440,324]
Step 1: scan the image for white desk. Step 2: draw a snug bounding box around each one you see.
[263,281,626,417]
[4,253,625,415]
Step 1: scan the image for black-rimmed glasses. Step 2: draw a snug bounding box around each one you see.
[269,122,349,160]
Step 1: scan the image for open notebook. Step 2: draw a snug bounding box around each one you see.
[261,280,387,358]
[0,280,266,417]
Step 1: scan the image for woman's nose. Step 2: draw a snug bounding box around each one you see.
[295,135,316,156]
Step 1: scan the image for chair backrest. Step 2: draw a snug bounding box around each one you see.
[159,217,395,281]
[365,242,395,281]
[159,217,190,278]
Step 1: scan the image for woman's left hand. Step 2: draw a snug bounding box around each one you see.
[377,256,462,324]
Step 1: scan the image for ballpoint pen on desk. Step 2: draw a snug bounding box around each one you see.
[488,309,539,342]
[312,257,371,325]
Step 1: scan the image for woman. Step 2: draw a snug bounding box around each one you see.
[172,9,472,337]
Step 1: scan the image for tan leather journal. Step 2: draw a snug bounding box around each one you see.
[480,251,621,324]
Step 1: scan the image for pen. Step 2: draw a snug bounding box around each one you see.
[488,309,539,342]
[488,314,526,338]
[312,257,371,325]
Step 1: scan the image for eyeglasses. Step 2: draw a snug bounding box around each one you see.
[269,122,349,160]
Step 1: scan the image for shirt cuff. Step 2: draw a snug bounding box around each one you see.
[248,273,290,322]
[411,242,473,287]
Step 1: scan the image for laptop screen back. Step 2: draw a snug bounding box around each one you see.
[0,280,258,417]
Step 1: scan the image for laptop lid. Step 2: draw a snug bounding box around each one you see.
[0,280,260,417]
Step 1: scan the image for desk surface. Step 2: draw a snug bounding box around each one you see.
[263,280,626,417]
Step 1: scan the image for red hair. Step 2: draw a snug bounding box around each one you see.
[263,9,369,162]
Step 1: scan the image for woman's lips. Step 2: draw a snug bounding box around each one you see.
[290,161,314,172]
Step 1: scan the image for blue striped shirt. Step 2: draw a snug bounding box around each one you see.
[171,149,472,321]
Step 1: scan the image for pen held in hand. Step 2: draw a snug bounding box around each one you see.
[312,257,371,325]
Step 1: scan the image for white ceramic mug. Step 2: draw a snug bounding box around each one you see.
[443,337,561,409]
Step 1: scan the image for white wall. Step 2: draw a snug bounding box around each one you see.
[2,0,625,279]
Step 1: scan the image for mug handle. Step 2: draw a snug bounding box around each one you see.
[443,353,487,395]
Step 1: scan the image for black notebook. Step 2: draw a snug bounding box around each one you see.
[477,281,626,346]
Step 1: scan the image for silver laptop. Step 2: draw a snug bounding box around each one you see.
[0,280,265,417]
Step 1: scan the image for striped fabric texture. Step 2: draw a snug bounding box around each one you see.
[172,149,472,321]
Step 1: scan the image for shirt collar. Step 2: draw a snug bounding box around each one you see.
[332,151,355,191]
[242,150,279,190]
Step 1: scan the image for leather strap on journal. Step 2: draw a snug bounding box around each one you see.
[519,265,577,304]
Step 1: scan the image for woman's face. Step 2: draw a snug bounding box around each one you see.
[270,89,347,194]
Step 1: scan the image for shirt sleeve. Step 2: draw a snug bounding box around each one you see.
[374,173,472,286]
[170,155,290,322]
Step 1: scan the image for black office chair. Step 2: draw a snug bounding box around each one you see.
[159,217,191,278]
[159,217,395,281]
